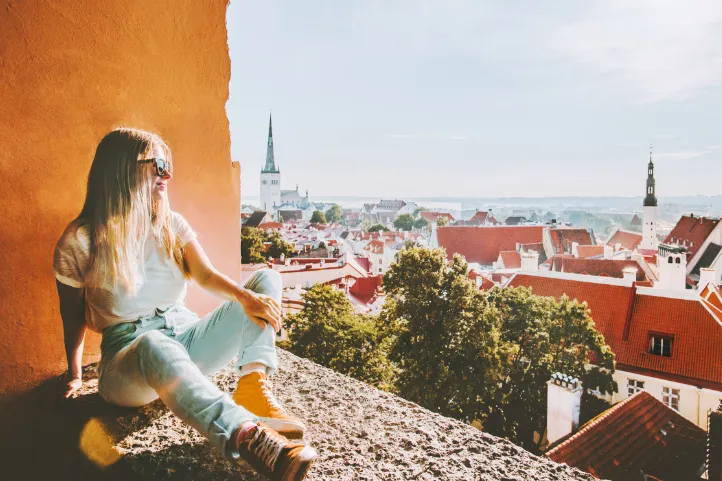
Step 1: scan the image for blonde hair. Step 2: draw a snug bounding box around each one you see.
[78,127,188,292]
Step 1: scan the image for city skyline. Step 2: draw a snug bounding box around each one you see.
[227,1,722,199]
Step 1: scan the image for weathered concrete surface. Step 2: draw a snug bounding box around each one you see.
[2,349,596,480]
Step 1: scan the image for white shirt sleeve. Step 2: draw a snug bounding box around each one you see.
[171,212,197,247]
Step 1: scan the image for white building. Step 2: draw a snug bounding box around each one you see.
[639,151,659,251]
[260,114,281,212]
[259,114,310,214]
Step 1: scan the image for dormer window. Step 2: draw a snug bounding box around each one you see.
[650,335,673,357]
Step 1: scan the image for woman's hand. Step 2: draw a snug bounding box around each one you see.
[236,288,283,333]
[62,376,82,400]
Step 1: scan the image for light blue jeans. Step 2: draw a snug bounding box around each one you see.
[98,269,280,457]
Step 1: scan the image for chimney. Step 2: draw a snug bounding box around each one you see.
[520,251,539,271]
[547,373,582,445]
[622,266,638,282]
[708,403,722,481]
[603,244,614,260]
[656,244,688,291]
[699,268,717,290]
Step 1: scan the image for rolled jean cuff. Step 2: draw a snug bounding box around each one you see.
[215,409,259,460]
[237,346,278,377]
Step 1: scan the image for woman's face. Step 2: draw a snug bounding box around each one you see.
[139,145,172,200]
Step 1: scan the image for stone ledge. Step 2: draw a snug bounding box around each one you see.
[4,350,596,480]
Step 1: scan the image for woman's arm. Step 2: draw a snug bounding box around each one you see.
[182,239,282,333]
[55,281,86,398]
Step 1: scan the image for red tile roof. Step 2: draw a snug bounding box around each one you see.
[545,391,706,480]
[277,263,367,287]
[364,239,385,255]
[479,275,496,291]
[258,221,283,230]
[469,211,489,224]
[349,275,383,302]
[548,228,594,255]
[499,250,521,269]
[665,214,720,259]
[547,257,648,282]
[607,229,642,251]
[437,226,545,265]
[575,245,605,259]
[420,211,456,222]
[469,270,497,291]
[354,256,371,273]
[509,272,722,390]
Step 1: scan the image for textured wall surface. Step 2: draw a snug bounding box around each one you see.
[0,0,238,395]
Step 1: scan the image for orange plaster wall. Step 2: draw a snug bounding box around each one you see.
[0,1,239,395]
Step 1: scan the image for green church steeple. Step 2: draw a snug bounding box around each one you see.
[262,113,279,174]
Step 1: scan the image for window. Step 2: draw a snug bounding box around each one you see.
[662,387,680,411]
[668,256,673,264]
[650,335,673,357]
[627,379,645,397]
[675,257,681,264]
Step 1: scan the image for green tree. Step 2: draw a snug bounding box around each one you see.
[310,210,327,224]
[436,216,449,227]
[241,226,266,264]
[282,285,396,390]
[413,207,429,217]
[380,247,502,419]
[325,204,343,224]
[393,213,415,231]
[368,224,389,232]
[378,246,617,453]
[413,217,429,230]
[264,229,295,260]
[483,287,617,452]
[241,226,294,263]
[403,239,420,250]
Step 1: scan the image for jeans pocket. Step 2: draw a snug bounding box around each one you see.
[101,321,139,355]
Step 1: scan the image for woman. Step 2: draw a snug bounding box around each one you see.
[53,128,316,481]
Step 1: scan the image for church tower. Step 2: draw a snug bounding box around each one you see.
[640,148,659,251]
[260,113,281,212]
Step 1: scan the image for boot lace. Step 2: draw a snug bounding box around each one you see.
[248,426,286,471]
[259,378,284,412]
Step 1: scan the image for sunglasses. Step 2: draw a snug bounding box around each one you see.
[138,158,171,177]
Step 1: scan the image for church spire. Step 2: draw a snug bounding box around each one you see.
[644,146,657,207]
[262,113,279,173]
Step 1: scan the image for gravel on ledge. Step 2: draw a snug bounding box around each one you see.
[60,349,596,481]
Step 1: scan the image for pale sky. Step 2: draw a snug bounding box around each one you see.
[227,0,722,199]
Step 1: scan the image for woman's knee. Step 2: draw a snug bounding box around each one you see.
[244,268,282,296]
[134,330,185,366]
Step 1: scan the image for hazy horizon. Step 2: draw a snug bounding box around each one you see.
[227,1,722,199]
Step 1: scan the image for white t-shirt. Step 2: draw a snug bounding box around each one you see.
[53,212,197,332]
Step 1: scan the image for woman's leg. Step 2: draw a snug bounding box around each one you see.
[173,269,303,437]
[176,268,280,376]
[99,329,255,456]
